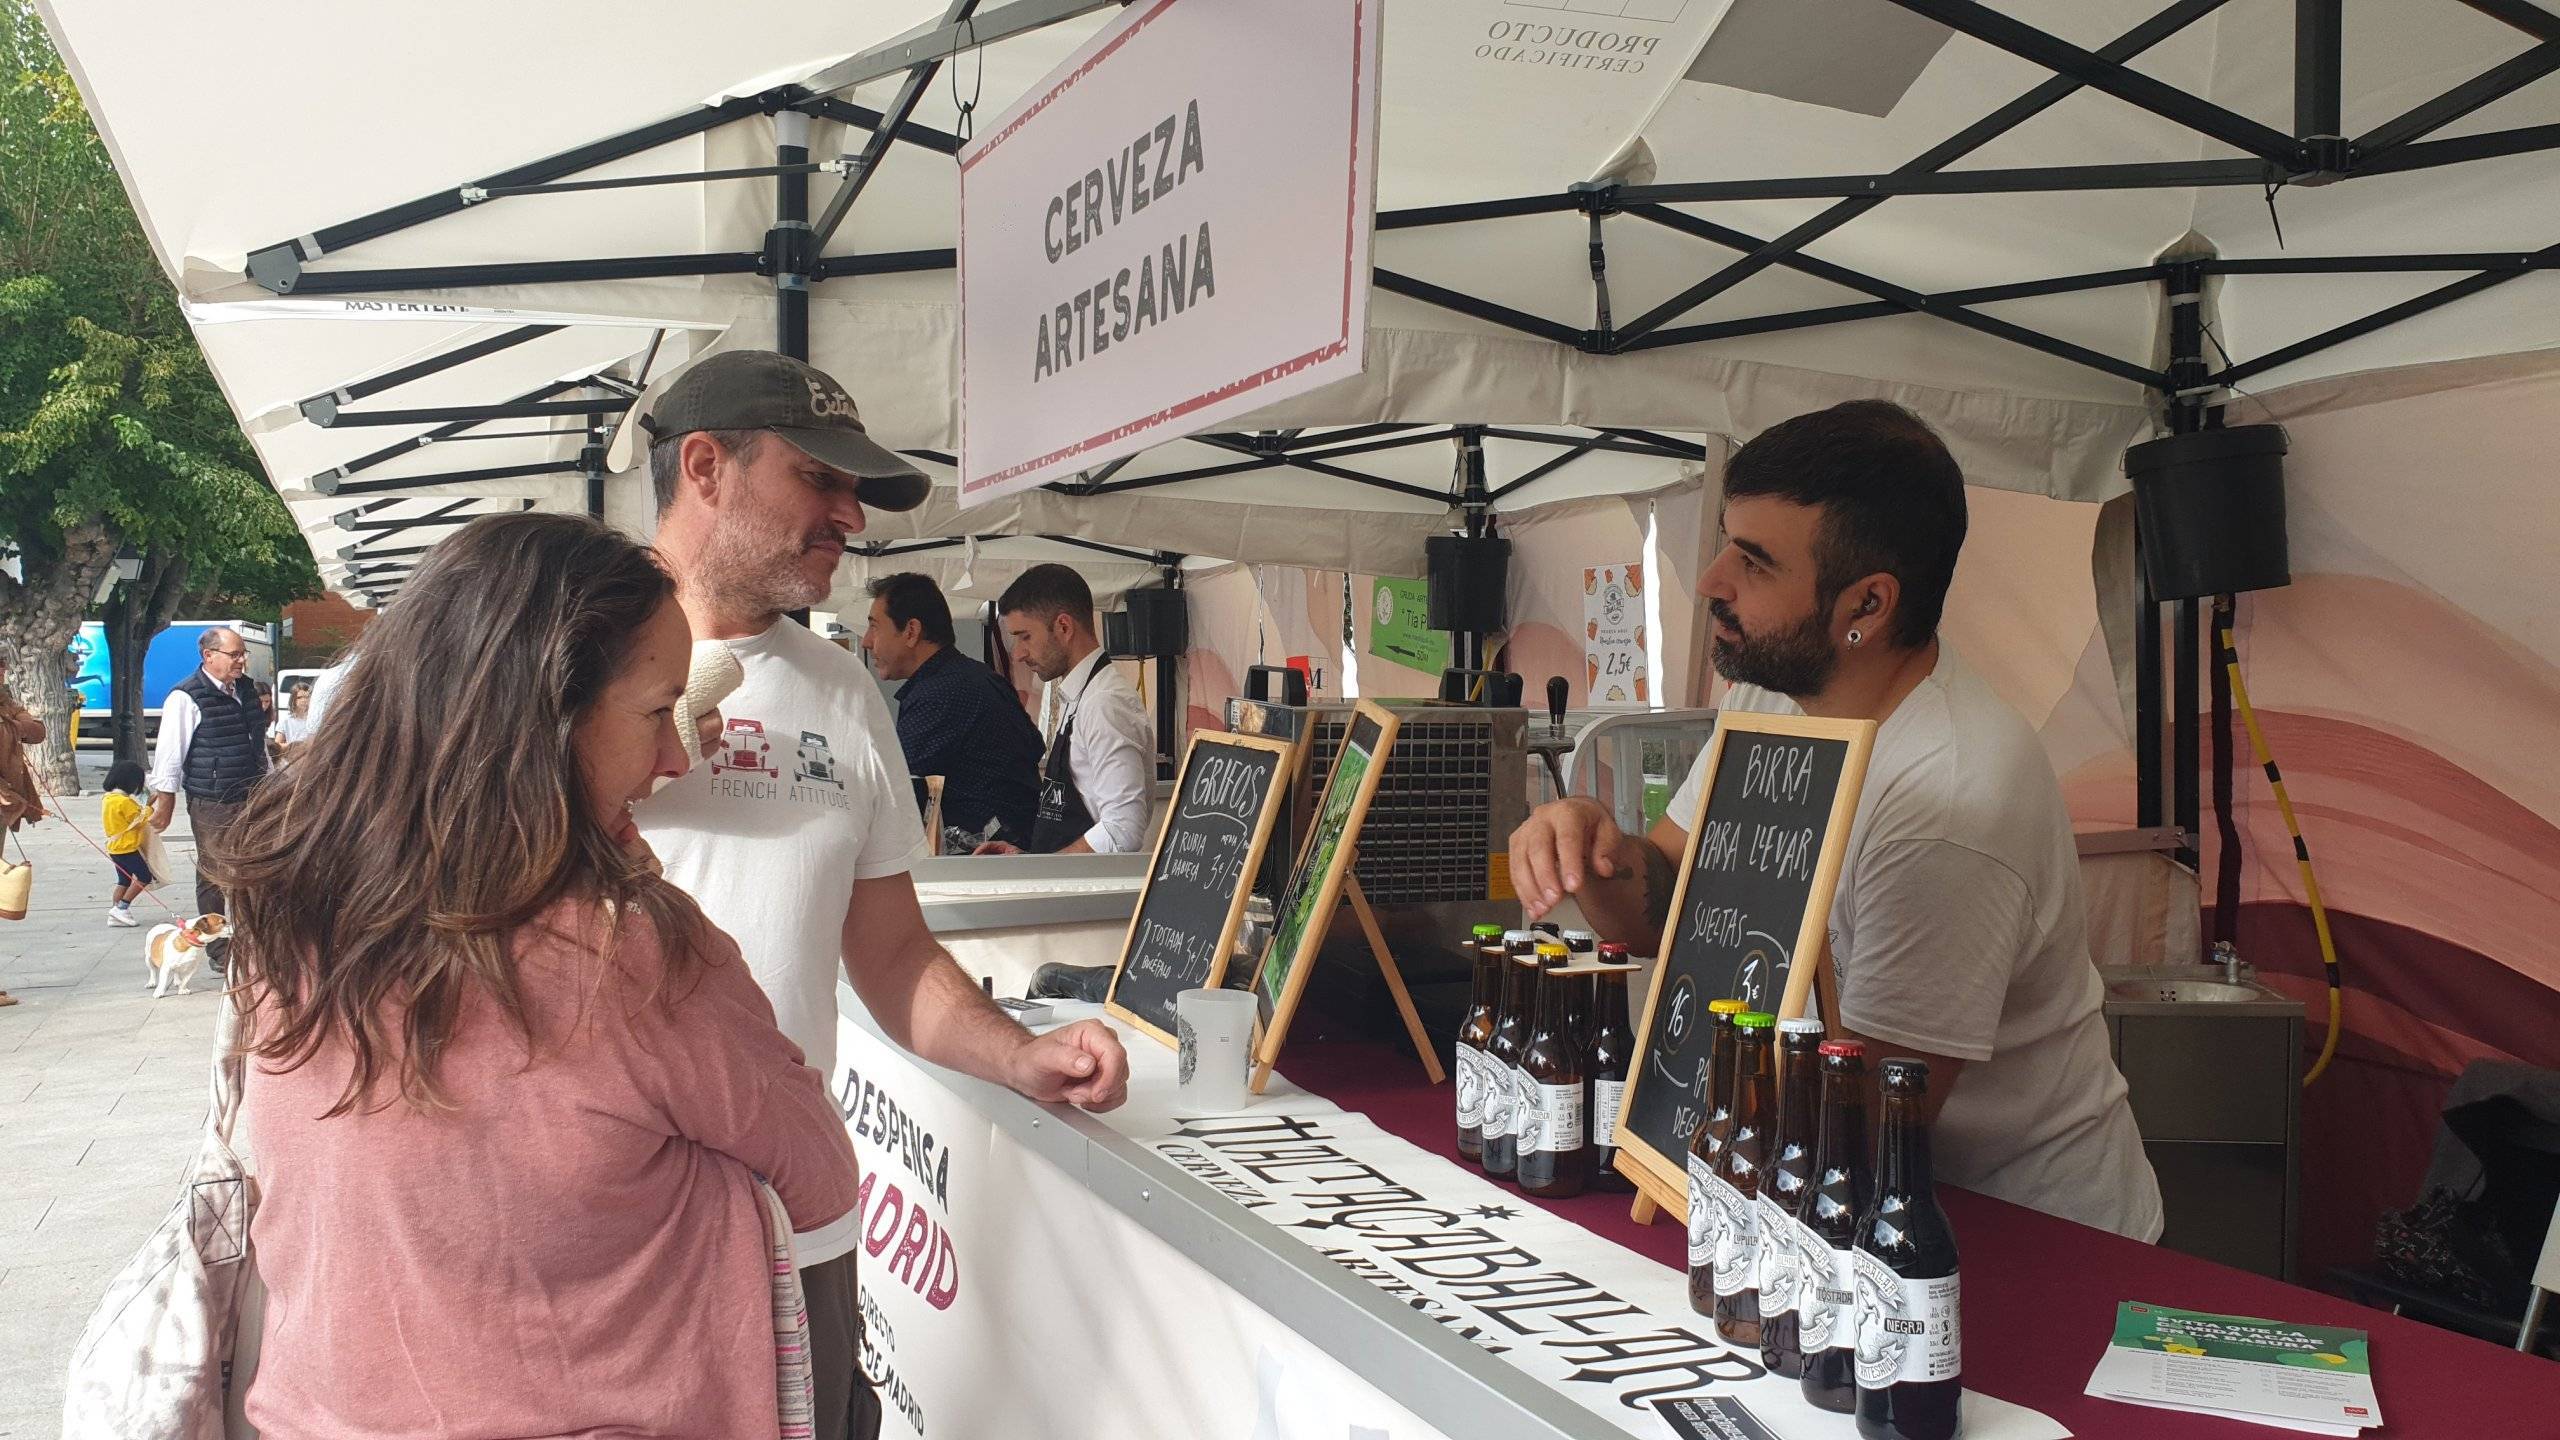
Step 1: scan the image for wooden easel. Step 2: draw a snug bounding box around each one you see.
[1246,857,1445,1093]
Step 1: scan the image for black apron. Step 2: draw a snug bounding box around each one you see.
[1027,654,1109,854]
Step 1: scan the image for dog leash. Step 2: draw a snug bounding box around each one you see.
[28,764,190,922]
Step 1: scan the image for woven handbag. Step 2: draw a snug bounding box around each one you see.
[60,997,262,1438]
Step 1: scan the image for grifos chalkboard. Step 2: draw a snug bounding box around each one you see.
[1250,699,1402,1091]
[1105,730,1296,1047]
[1612,711,1875,1211]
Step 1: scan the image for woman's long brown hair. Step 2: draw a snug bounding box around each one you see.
[222,512,712,1116]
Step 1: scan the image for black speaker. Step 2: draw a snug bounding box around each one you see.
[1111,586,1188,657]
[1425,533,1511,632]
[2124,425,2292,602]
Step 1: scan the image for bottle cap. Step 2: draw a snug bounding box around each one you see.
[1534,941,1569,960]
[1778,1017,1827,1037]
[1598,942,1632,959]
[1818,1039,1867,1060]
[1531,921,1562,936]
[1502,929,1536,944]
[1561,928,1597,944]
[1733,1011,1776,1029]
[1880,1057,1931,1091]
[1708,998,1748,1016]
[1472,922,1507,939]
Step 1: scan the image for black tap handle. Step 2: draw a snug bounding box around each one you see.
[1546,675,1568,732]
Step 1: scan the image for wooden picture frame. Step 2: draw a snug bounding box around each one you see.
[1104,729,1298,1048]
[1247,699,1403,1093]
[1611,710,1877,1217]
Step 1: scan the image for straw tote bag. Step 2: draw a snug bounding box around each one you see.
[60,996,264,1439]
[0,835,30,919]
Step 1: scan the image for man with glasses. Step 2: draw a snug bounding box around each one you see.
[149,626,269,973]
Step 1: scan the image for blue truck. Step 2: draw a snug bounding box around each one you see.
[67,620,277,740]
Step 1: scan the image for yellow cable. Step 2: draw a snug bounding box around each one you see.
[2221,624,2342,1086]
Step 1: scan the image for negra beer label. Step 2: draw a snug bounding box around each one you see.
[1755,1193,1800,1319]
[1593,1078,1625,1140]
[1687,1154,1717,1270]
[1528,1082,1585,1155]
[1455,1044,1485,1129]
[1793,1220,1851,1351]
[1852,1249,1960,1387]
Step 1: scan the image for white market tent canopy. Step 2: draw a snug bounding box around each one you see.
[41,0,2560,618]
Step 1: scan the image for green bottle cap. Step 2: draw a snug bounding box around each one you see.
[1472,923,1507,939]
[1733,1011,1777,1029]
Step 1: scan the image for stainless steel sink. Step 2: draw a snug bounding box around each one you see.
[2108,978,2264,1004]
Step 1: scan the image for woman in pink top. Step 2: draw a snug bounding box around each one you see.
[223,513,858,1438]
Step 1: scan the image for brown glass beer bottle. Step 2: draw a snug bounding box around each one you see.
[1854,1058,1962,1440]
[1454,923,1506,1165]
[1516,949,1588,1197]
[1480,930,1539,1179]
[1799,1040,1871,1413]
[1757,1016,1827,1377]
[1711,1011,1776,1346]
[1585,947,1636,1193]
[1685,998,1748,1315]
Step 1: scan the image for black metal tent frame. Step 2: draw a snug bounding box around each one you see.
[236,0,2560,881]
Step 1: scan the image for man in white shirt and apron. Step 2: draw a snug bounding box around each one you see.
[974,564,1154,856]
[1506,400,2163,1243]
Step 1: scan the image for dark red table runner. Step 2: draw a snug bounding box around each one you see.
[1287,1037,2557,1439]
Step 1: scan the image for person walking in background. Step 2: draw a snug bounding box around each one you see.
[147,626,267,974]
[267,682,317,765]
[221,512,860,1438]
[0,648,45,1008]
[977,563,1152,856]
[860,571,1042,850]
[99,760,153,927]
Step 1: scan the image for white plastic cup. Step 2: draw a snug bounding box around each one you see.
[1175,988,1257,1115]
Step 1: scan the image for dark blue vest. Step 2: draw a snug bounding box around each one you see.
[176,670,268,803]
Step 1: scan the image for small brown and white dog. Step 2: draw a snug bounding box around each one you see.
[143,914,226,997]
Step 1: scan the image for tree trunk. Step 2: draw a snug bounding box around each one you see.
[102,549,192,767]
[0,518,116,796]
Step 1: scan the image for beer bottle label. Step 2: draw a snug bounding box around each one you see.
[1686,1154,1717,1271]
[1708,1174,1757,1297]
[1852,1249,1961,1387]
[1592,1078,1625,1144]
[1794,1226,1854,1352]
[1511,1065,1537,1144]
[1528,1082,1584,1155]
[1754,1193,1800,1319]
[1455,1044,1486,1130]
[1481,1058,1515,1141]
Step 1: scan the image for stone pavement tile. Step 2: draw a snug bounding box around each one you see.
[0,1192,55,1238]
[0,1256,127,1433]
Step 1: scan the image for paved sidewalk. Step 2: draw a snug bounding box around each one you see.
[1,757,225,1437]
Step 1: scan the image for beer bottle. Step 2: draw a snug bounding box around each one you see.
[1853,1059,1962,1440]
[1517,949,1588,1197]
[1585,946,1636,1194]
[1454,923,1507,1165]
[1711,1012,1776,1346]
[1758,1017,1827,1377]
[1684,998,1748,1315]
[1480,930,1539,1179]
[1799,1040,1871,1414]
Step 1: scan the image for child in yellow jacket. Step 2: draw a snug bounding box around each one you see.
[101,760,153,927]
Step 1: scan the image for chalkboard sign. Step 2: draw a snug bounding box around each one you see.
[1105,730,1296,1047]
[1249,699,1402,1091]
[1612,710,1875,1209]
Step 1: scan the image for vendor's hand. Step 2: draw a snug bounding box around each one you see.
[1007,1018,1130,1111]
[1508,796,1629,921]
[972,839,1022,856]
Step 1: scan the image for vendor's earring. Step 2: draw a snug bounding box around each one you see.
[1846,628,1864,647]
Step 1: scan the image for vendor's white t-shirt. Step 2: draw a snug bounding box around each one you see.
[1668,645,2163,1241]
[638,618,925,1264]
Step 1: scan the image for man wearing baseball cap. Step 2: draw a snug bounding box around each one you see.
[634,350,1130,1440]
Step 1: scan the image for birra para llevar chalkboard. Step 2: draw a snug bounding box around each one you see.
[1105,730,1296,1047]
[1613,710,1874,1210]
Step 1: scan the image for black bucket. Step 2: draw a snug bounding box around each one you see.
[2124,424,2292,601]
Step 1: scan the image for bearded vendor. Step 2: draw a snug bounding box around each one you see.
[1506,400,2163,1242]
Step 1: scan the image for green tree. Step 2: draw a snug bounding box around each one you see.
[1,0,317,793]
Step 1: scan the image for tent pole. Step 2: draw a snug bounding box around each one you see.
[1457,427,1491,676]
[2295,0,2344,143]
[2165,261,2210,877]
[1157,558,1183,779]
[584,410,609,520]
[774,107,813,360]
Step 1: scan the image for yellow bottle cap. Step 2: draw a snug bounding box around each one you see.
[1708,999,1748,1015]
[1534,941,1569,959]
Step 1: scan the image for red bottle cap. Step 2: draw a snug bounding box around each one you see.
[1818,1039,1867,1059]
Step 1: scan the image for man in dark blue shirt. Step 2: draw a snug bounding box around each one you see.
[862,572,1043,850]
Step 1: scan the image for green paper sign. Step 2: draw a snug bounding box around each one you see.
[1367,576,1450,674]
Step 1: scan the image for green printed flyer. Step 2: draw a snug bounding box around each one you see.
[2086,1301,2380,1436]
[2114,1303,2371,1374]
